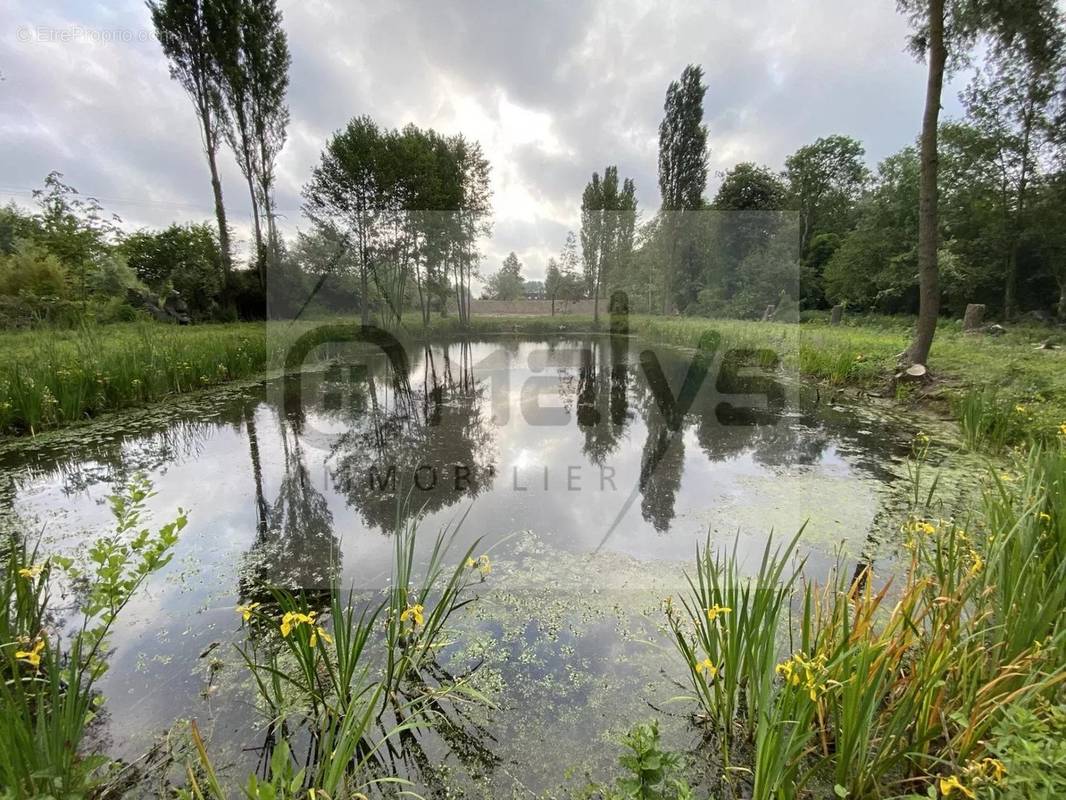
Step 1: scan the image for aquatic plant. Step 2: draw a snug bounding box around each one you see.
[0,475,185,798]
[666,437,1066,799]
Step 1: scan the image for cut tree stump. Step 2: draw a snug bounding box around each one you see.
[962,303,985,332]
[830,305,844,326]
[894,363,929,384]
[761,304,776,321]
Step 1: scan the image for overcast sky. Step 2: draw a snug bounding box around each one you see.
[0,1,973,283]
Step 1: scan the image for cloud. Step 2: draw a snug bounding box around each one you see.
[0,0,972,282]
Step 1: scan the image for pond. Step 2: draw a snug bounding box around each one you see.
[0,335,925,796]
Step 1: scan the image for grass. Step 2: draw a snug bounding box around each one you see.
[665,434,1066,800]
[0,322,265,435]
[1,313,1064,439]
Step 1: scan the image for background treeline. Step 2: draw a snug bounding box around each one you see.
[479,17,1066,323]
[3,0,1065,330]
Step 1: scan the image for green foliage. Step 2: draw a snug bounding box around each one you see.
[987,702,1066,799]
[0,477,185,798]
[0,239,69,299]
[482,251,525,300]
[579,721,693,800]
[824,147,919,311]
[712,163,787,212]
[122,223,224,316]
[0,322,265,435]
[953,386,1030,452]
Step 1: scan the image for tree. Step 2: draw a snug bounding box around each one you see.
[580,166,637,324]
[482,252,524,300]
[32,172,121,303]
[1025,165,1066,319]
[962,30,1063,318]
[148,0,233,274]
[448,137,492,325]
[897,0,1063,364]
[657,64,709,313]
[712,163,788,211]
[785,134,869,304]
[214,0,290,286]
[122,223,225,316]
[824,147,920,310]
[302,117,386,325]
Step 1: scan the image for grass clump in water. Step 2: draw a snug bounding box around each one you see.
[662,434,1066,799]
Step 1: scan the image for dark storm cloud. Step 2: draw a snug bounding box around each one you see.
[0,0,970,280]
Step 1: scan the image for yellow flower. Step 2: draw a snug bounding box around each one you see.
[705,604,732,622]
[309,626,333,648]
[477,555,492,577]
[967,550,983,578]
[400,603,425,628]
[938,774,974,798]
[977,757,1007,784]
[15,638,45,669]
[280,610,316,638]
[465,557,477,568]
[1014,404,1029,414]
[1039,512,1052,523]
[18,564,44,579]
[236,602,261,622]
[1059,422,1066,436]
[695,658,718,680]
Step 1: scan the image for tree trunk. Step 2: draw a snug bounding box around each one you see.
[906,0,946,366]
[1006,93,1036,320]
[830,304,843,326]
[246,174,264,288]
[962,303,985,332]
[200,110,232,276]
[1057,280,1066,322]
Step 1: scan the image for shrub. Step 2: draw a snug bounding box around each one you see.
[987,702,1066,800]
[0,239,69,299]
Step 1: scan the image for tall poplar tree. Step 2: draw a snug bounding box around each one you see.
[214,0,290,287]
[657,64,708,313]
[149,0,232,274]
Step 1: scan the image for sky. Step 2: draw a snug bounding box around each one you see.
[0,0,973,285]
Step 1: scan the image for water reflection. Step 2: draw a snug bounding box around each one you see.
[0,336,916,796]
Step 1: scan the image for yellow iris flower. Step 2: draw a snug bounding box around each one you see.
[695,658,718,680]
[400,603,425,628]
[280,610,316,638]
[18,564,44,579]
[938,775,974,798]
[705,604,732,622]
[15,638,45,669]
[236,602,261,622]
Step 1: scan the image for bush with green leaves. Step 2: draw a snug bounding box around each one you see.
[986,702,1066,800]
[0,475,186,798]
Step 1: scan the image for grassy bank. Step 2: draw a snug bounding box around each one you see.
[1,314,1064,439]
[0,322,266,435]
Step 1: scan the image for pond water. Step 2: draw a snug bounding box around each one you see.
[0,335,923,796]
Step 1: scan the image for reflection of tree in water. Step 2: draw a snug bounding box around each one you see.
[1,418,214,500]
[695,406,830,468]
[239,402,339,595]
[330,342,496,534]
[575,337,632,466]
